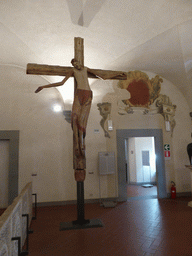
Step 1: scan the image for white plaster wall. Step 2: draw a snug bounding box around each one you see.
[160,77,191,193]
[94,71,191,196]
[0,66,76,203]
[0,65,191,203]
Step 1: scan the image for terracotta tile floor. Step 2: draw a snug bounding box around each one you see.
[127,184,157,199]
[27,197,192,256]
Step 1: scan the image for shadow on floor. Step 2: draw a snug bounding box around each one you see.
[127,184,157,200]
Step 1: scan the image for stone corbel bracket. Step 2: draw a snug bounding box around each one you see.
[97,102,111,138]
[156,94,177,135]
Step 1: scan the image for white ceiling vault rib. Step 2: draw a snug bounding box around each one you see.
[66,0,106,27]
[0,22,42,67]
[0,0,192,107]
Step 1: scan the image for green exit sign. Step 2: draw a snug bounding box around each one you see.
[164,144,170,151]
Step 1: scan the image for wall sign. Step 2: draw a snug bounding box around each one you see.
[94,129,100,134]
[164,144,171,159]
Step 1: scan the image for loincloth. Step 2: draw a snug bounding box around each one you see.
[71,89,93,134]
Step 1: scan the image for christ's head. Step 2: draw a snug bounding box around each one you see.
[71,59,83,70]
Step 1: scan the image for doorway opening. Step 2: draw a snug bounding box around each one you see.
[125,137,157,199]
[0,140,9,209]
[0,131,19,212]
[116,129,166,201]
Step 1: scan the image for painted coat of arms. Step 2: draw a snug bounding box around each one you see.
[118,70,163,108]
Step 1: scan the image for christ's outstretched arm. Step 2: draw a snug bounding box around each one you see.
[35,70,74,93]
[87,67,126,80]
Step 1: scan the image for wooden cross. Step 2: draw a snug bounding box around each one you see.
[27,37,126,183]
[27,37,127,229]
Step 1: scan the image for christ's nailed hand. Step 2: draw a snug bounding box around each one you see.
[35,86,43,93]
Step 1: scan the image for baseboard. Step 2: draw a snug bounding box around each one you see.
[34,193,192,207]
[167,192,191,198]
[34,197,118,207]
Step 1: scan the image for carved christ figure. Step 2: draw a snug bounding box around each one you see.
[35,58,126,182]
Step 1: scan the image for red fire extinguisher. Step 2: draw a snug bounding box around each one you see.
[171,181,176,199]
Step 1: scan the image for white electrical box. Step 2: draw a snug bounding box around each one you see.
[98,152,115,175]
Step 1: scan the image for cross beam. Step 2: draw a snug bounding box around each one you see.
[27,63,127,80]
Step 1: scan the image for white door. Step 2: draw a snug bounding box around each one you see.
[143,166,151,182]
[0,140,9,208]
[142,150,151,182]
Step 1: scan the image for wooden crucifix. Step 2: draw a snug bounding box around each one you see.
[27,37,127,229]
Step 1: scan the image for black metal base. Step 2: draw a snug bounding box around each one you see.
[20,251,28,256]
[60,219,104,231]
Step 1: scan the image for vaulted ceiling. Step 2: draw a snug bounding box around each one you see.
[1,1,192,108]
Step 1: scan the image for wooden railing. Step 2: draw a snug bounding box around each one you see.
[0,182,33,255]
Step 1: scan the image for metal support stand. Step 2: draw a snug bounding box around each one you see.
[11,237,28,256]
[60,181,103,231]
[73,181,89,225]
[22,214,33,254]
[32,193,37,220]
